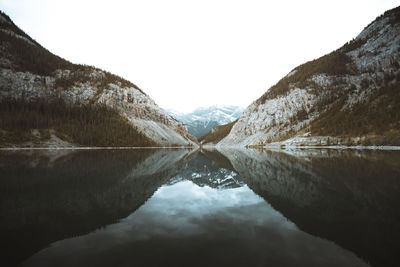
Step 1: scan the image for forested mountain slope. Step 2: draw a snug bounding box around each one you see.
[0,11,197,147]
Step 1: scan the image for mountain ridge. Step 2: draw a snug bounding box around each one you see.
[167,105,243,138]
[0,10,197,147]
[215,6,400,147]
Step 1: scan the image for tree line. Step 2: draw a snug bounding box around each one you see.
[0,97,157,147]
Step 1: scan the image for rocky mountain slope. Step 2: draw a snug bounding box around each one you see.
[168,105,243,138]
[218,6,400,147]
[0,11,197,147]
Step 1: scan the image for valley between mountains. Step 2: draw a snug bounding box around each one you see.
[1,6,399,148]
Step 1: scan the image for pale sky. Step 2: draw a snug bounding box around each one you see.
[0,0,398,112]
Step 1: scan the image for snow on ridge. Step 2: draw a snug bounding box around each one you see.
[166,105,244,138]
[171,105,244,125]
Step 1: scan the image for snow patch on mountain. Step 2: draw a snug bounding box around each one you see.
[168,105,244,138]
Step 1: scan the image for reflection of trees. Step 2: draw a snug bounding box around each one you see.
[217,148,400,267]
[0,148,194,266]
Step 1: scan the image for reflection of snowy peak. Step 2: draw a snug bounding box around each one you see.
[169,154,244,189]
[168,106,244,138]
[188,168,242,189]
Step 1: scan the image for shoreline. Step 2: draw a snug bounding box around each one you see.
[0,146,198,151]
[262,145,400,151]
[2,145,400,151]
[205,144,400,151]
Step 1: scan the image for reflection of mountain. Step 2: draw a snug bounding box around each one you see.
[0,148,195,266]
[169,153,243,189]
[3,147,399,267]
[24,178,368,267]
[217,148,400,267]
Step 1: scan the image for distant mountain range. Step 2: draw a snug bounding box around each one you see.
[204,6,400,147]
[168,106,243,138]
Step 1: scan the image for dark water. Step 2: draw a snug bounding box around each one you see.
[1,148,400,267]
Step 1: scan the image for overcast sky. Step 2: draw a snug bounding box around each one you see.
[0,0,398,112]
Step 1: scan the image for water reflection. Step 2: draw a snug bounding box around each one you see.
[1,148,399,267]
[169,153,243,189]
[217,148,400,267]
[22,179,368,267]
[0,148,195,266]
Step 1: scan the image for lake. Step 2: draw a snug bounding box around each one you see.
[1,148,399,267]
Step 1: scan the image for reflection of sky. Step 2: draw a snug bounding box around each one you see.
[23,181,369,267]
[121,181,295,241]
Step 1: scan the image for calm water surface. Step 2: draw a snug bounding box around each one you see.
[1,148,399,267]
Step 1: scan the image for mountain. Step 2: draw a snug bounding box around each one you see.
[199,119,237,145]
[217,6,400,147]
[0,11,197,147]
[168,105,243,138]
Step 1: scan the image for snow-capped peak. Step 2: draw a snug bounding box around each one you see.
[167,105,244,138]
